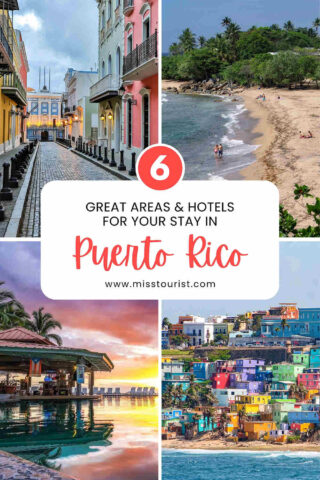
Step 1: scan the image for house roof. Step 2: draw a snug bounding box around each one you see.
[0,328,114,373]
[0,327,53,345]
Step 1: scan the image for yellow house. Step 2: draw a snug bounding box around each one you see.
[0,3,27,154]
[306,390,318,401]
[235,395,271,405]
[243,421,276,441]
[231,403,260,414]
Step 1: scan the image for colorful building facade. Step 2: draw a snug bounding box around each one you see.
[0,3,28,154]
[63,68,99,146]
[122,0,158,155]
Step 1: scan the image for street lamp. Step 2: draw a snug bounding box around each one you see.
[107,112,113,120]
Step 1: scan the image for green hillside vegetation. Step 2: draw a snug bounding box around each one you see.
[163,18,320,87]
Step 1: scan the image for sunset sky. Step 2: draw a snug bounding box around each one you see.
[0,242,158,387]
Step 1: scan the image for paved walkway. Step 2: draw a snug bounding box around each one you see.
[0,144,32,237]
[19,142,118,237]
[0,450,76,479]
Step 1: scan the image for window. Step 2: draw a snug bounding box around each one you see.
[41,102,49,114]
[101,10,105,28]
[31,101,38,115]
[102,61,106,77]
[108,55,112,74]
[107,0,112,19]
[51,103,59,115]
[116,47,121,79]
[143,17,150,41]
[127,34,133,54]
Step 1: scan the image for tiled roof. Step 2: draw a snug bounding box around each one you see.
[0,327,53,345]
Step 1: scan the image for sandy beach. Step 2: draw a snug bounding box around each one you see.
[240,87,320,229]
[163,437,320,452]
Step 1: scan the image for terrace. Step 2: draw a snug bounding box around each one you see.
[0,1,18,75]
[123,0,134,15]
[89,74,121,103]
[123,30,158,81]
[1,71,27,106]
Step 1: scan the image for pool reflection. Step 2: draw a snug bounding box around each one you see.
[0,396,158,479]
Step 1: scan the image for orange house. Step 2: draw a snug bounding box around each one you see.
[243,421,276,441]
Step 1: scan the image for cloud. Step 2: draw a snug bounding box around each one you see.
[15,12,42,31]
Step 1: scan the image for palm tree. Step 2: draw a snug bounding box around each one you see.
[0,282,17,308]
[219,411,228,436]
[313,18,320,35]
[169,42,183,56]
[178,28,196,53]
[26,308,62,345]
[221,17,232,28]
[281,318,289,337]
[172,384,184,407]
[162,317,172,329]
[162,384,175,408]
[284,21,294,31]
[0,303,30,330]
[198,36,206,48]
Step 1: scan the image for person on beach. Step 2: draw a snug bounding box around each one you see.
[308,131,313,138]
[214,145,219,156]
[218,144,223,158]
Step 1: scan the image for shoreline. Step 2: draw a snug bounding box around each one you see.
[163,80,320,229]
[162,438,320,452]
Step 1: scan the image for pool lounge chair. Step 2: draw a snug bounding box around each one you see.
[107,388,113,396]
[115,387,121,396]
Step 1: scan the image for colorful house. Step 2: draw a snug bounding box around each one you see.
[272,363,305,382]
[212,372,230,389]
[193,362,215,380]
[212,388,247,407]
[243,421,276,441]
[297,372,320,390]
[288,410,320,425]
[292,351,310,368]
[310,347,320,368]
[123,0,158,157]
[272,402,300,425]
[0,3,28,154]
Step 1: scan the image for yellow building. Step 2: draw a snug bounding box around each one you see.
[235,395,271,405]
[243,421,276,441]
[231,403,260,414]
[0,2,28,155]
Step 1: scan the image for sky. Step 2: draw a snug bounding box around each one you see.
[0,242,158,387]
[163,241,320,321]
[162,0,320,52]
[15,0,98,92]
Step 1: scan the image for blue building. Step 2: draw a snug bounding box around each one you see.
[162,328,169,349]
[193,362,215,380]
[261,308,320,339]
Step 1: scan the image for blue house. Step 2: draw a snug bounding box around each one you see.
[261,308,320,339]
[288,410,320,425]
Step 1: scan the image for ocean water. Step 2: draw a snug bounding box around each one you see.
[0,397,158,480]
[162,92,258,180]
[162,449,320,480]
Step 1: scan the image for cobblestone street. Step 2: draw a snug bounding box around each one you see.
[19,142,118,237]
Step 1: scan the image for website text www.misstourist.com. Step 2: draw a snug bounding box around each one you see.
[104,280,216,289]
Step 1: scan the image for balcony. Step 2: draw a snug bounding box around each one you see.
[2,72,27,106]
[63,106,73,117]
[0,23,13,73]
[123,30,158,81]
[90,74,121,103]
[123,0,134,15]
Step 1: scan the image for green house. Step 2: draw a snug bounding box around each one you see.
[292,352,310,368]
[272,402,300,426]
[272,363,305,382]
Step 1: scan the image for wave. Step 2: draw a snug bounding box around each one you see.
[163,448,320,458]
[220,135,258,157]
[162,93,168,103]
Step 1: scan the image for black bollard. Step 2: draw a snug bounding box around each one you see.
[129,152,136,176]
[0,163,13,201]
[15,154,24,175]
[8,157,19,187]
[109,148,117,167]
[103,147,109,164]
[89,146,93,157]
[82,142,86,154]
[97,146,103,161]
[0,202,4,221]
[118,150,126,171]
[93,145,97,159]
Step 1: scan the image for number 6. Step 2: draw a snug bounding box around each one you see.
[150,155,170,181]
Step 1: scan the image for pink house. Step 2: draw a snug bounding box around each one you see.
[297,373,320,390]
[123,0,158,156]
